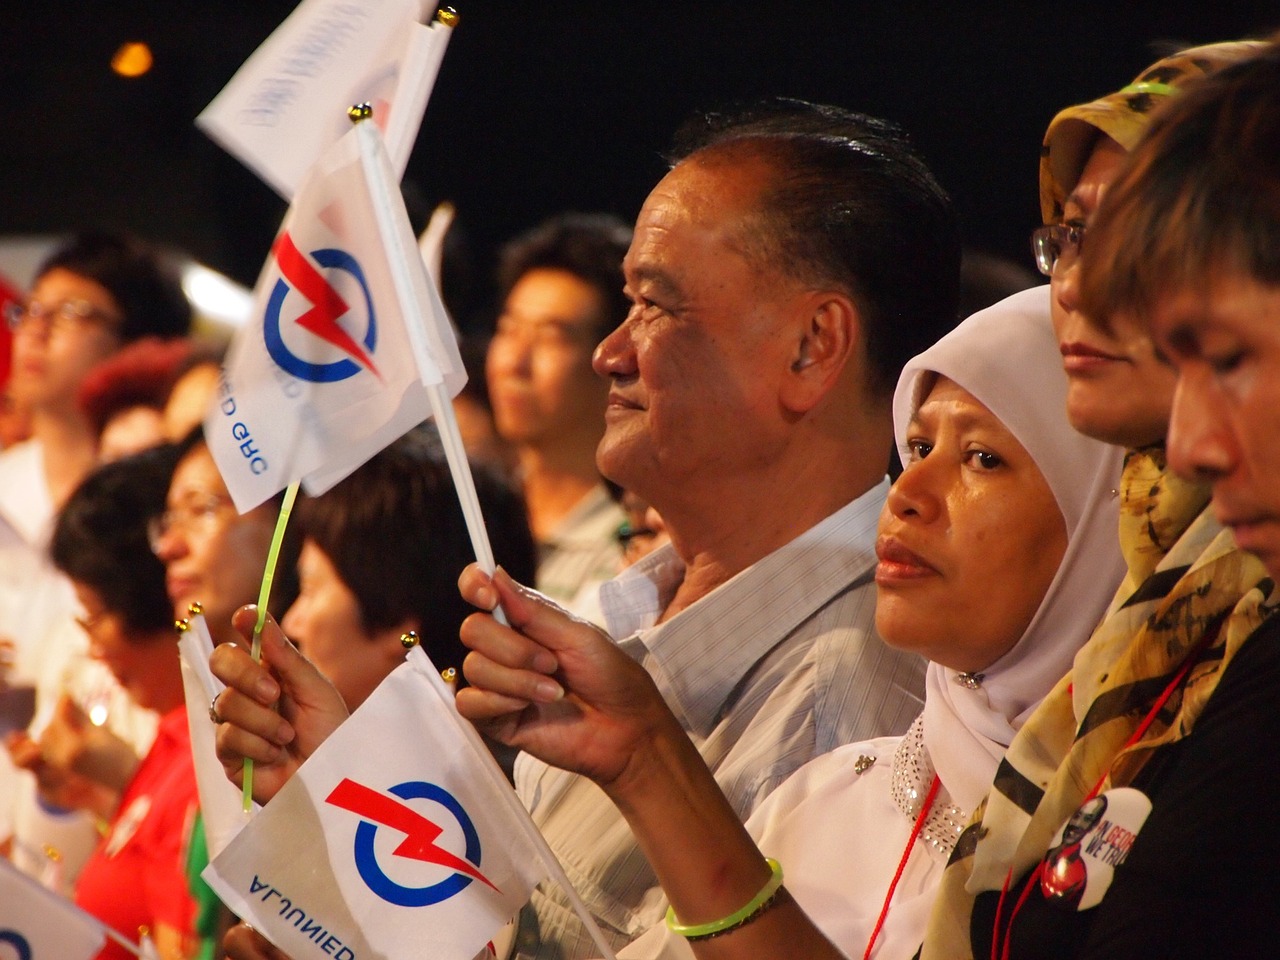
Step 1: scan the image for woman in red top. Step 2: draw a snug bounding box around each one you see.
[30,446,206,960]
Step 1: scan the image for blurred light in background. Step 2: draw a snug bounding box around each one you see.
[181,262,252,331]
[111,42,153,78]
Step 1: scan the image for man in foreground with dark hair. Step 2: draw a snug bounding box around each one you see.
[213,98,961,959]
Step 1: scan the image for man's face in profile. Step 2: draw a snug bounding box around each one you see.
[593,153,811,504]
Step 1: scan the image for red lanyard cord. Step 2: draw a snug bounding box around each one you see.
[863,774,940,960]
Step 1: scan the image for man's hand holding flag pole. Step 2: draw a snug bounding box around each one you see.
[198,104,616,960]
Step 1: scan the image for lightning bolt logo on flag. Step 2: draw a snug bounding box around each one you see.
[266,233,381,382]
[206,120,464,513]
[204,648,551,960]
[326,778,499,904]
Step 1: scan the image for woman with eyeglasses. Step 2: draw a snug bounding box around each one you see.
[918,40,1275,960]
[14,446,222,960]
[151,430,298,648]
[0,232,191,888]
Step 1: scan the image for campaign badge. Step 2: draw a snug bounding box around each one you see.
[1041,787,1153,910]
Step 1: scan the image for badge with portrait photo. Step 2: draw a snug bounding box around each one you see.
[1040,787,1153,910]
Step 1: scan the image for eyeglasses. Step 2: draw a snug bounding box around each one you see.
[1030,223,1086,277]
[147,494,236,553]
[5,298,121,336]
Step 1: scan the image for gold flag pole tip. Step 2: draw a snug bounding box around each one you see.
[174,618,191,633]
[348,102,374,123]
[436,6,460,27]
[187,601,204,616]
[400,630,420,649]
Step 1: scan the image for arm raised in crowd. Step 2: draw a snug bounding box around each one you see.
[457,565,846,960]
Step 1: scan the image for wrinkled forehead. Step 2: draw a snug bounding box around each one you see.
[627,167,773,310]
[634,155,769,243]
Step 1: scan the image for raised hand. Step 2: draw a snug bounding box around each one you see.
[209,606,349,804]
[455,565,677,790]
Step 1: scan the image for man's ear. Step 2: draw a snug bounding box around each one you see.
[779,292,861,414]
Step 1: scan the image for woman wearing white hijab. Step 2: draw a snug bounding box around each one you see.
[604,284,1125,959]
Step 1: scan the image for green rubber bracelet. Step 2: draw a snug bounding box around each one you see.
[665,858,785,941]
[1118,81,1178,97]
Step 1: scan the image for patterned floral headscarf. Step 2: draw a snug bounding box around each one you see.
[1038,41,1264,223]
[921,451,1274,960]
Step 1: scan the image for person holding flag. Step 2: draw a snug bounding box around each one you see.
[151,431,299,649]
[210,97,957,958]
[13,445,224,960]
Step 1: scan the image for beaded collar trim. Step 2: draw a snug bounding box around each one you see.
[889,716,969,858]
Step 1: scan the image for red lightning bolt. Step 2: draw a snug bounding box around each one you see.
[325,778,500,892]
[273,232,382,380]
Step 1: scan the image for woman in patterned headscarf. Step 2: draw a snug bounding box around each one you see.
[921,40,1276,960]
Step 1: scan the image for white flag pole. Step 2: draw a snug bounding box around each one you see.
[353,109,617,955]
[103,928,147,960]
[351,109,509,623]
[409,648,621,960]
[381,8,458,167]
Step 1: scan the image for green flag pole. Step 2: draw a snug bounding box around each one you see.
[242,480,300,813]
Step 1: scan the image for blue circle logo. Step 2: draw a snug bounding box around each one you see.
[328,778,498,908]
[0,931,32,960]
[263,243,379,384]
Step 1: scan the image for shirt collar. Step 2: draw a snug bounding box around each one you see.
[601,478,889,735]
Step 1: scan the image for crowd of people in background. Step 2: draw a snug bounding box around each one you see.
[2,28,1279,960]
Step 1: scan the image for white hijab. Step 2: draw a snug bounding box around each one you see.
[891,285,1126,811]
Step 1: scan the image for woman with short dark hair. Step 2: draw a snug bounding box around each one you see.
[282,426,536,712]
[16,446,219,960]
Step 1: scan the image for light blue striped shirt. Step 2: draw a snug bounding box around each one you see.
[512,478,927,959]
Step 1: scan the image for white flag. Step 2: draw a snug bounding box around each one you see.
[197,0,454,199]
[206,119,465,512]
[0,858,105,960]
[203,647,550,960]
[177,612,256,860]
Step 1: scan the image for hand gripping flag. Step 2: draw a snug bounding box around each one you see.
[197,0,455,200]
[206,117,465,512]
[204,647,612,960]
[0,858,106,960]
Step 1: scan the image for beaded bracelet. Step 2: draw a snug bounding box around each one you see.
[665,858,785,941]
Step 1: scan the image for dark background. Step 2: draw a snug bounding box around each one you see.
[3,1,1278,332]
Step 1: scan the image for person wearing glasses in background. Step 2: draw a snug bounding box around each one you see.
[920,39,1271,960]
[15,446,225,960]
[0,232,191,889]
[150,430,299,649]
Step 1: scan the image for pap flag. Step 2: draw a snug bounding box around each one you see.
[206,117,465,513]
[0,858,105,960]
[204,647,555,960]
[177,612,257,859]
[197,0,455,199]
